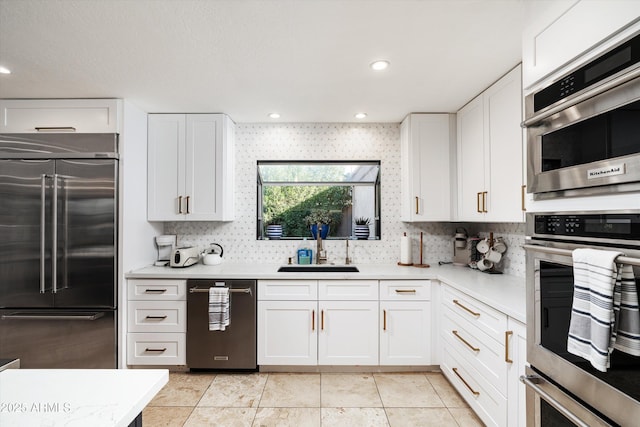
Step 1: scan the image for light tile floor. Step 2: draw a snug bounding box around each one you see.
[143,371,484,426]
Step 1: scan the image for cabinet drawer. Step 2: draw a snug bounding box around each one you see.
[127,301,186,333]
[127,332,185,365]
[442,342,507,427]
[443,286,507,343]
[442,306,507,393]
[319,280,378,300]
[0,99,121,133]
[379,280,431,301]
[258,280,317,300]
[127,279,186,301]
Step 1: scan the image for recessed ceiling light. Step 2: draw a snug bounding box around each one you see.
[370,60,390,71]
[355,112,367,119]
[0,66,11,74]
[268,112,280,119]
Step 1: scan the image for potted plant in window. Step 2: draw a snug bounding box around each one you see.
[354,217,371,240]
[305,209,331,239]
[265,218,283,240]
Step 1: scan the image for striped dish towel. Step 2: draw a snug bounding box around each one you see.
[208,287,230,331]
[567,248,640,372]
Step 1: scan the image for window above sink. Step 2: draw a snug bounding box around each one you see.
[257,160,381,240]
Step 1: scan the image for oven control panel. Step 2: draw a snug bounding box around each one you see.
[533,213,640,240]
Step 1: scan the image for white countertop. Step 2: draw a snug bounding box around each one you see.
[0,369,168,427]
[127,263,526,322]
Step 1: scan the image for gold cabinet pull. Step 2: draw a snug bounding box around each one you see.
[482,191,488,213]
[476,192,482,213]
[312,310,315,331]
[395,289,416,294]
[415,196,419,215]
[144,289,167,293]
[505,330,514,363]
[452,330,480,352]
[521,185,526,212]
[144,348,167,353]
[321,310,324,331]
[452,367,480,396]
[453,299,480,317]
[145,315,168,320]
[185,195,190,214]
[178,196,183,214]
[383,309,387,331]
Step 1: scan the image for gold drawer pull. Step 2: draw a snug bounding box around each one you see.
[395,289,416,294]
[476,192,482,213]
[505,330,514,363]
[144,348,167,353]
[452,330,480,352]
[145,315,168,320]
[312,310,315,331]
[452,367,480,396]
[415,196,419,214]
[185,195,191,214]
[383,309,387,331]
[482,191,488,213]
[453,299,480,317]
[178,195,183,214]
[144,289,167,293]
[35,126,76,132]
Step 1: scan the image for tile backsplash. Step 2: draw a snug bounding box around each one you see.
[165,123,525,278]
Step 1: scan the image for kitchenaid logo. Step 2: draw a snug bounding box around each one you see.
[587,163,625,179]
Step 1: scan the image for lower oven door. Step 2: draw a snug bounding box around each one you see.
[525,242,640,425]
[522,366,612,427]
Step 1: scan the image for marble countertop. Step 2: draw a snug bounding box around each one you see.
[0,369,168,427]
[127,263,526,322]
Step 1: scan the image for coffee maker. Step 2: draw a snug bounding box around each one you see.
[154,235,177,266]
[452,228,471,266]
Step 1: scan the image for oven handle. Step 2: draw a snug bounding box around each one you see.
[520,375,590,427]
[522,244,640,267]
[522,65,640,127]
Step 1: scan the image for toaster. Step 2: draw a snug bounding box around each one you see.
[170,246,200,268]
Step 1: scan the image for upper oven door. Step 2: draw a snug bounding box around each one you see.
[526,74,640,198]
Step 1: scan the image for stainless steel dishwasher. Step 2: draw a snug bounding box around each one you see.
[186,279,257,370]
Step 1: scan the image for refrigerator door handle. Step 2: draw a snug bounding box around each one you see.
[40,174,47,294]
[1,312,105,321]
[52,173,58,294]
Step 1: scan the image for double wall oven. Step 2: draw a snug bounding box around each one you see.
[523,211,640,426]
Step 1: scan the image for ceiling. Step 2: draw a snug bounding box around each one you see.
[0,0,524,123]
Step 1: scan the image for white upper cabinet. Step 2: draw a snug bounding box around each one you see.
[147,113,235,221]
[401,113,455,222]
[522,0,640,90]
[0,99,122,133]
[457,65,525,222]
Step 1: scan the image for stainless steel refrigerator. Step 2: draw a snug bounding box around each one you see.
[0,133,118,368]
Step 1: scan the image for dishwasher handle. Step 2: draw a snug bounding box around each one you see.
[189,287,253,296]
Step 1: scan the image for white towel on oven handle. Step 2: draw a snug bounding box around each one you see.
[208,287,230,331]
[567,248,640,372]
[612,264,640,356]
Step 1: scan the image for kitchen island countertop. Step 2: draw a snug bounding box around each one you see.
[127,263,526,322]
[0,369,168,427]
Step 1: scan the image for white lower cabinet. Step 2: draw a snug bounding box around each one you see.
[257,300,317,365]
[507,317,527,427]
[318,300,378,365]
[379,280,432,365]
[441,283,526,427]
[126,279,187,366]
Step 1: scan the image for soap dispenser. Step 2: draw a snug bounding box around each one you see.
[297,238,313,265]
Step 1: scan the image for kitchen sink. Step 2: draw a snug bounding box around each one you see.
[277,265,359,273]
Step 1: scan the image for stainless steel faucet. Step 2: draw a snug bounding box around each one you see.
[316,223,327,264]
[345,239,352,265]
